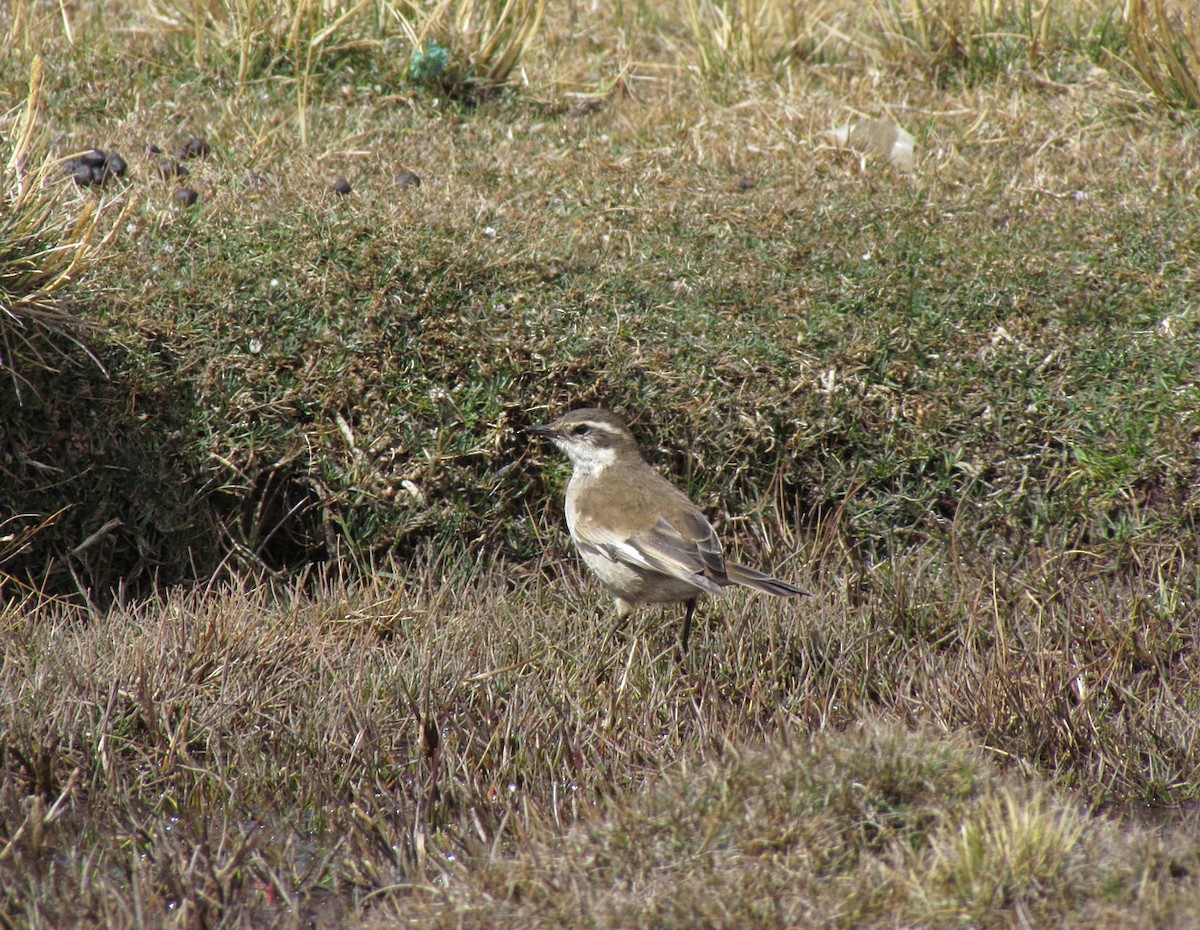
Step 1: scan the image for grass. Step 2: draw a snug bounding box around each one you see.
[3,0,1200,926]
[869,0,1124,79]
[1125,0,1200,109]
[0,57,121,398]
[2,566,1198,926]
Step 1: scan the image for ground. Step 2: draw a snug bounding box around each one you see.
[2,1,1200,926]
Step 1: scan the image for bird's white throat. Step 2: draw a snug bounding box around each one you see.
[563,444,616,478]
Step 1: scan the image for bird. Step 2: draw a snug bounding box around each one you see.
[530,408,807,653]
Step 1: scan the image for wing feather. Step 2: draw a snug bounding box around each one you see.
[574,512,727,599]
[675,510,726,577]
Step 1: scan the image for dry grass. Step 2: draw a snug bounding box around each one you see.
[680,0,842,77]
[1124,0,1200,109]
[2,560,1198,927]
[871,0,1069,74]
[0,56,123,397]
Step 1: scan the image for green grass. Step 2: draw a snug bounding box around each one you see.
[20,156,1196,585]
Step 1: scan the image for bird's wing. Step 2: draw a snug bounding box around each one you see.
[575,511,728,599]
[672,508,727,577]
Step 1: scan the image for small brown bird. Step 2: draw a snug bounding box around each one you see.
[531,408,807,652]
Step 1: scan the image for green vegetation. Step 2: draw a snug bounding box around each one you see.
[2,0,1200,926]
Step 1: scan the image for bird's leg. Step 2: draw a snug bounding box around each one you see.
[679,598,697,655]
[606,597,634,644]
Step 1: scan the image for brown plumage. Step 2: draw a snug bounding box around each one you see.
[531,408,808,652]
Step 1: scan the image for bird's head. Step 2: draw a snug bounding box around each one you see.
[529,408,640,475]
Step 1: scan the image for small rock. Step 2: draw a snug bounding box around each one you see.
[332,177,352,195]
[174,187,199,207]
[178,137,210,159]
[395,170,422,188]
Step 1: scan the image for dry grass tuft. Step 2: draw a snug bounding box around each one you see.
[917,785,1095,921]
[869,0,1119,76]
[133,0,548,140]
[680,0,836,77]
[426,0,550,88]
[1125,0,1200,109]
[0,57,122,397]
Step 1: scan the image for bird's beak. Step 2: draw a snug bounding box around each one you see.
[528,423,558,439]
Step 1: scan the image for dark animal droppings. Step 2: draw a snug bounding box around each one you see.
[178,137,210,159]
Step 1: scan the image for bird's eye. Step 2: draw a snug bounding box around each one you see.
[571,424,591,437]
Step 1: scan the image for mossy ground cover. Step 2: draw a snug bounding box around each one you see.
[4,3,1200,592]
[2,0,1200,926]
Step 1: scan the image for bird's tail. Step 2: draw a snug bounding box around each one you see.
[725,562,810,597]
